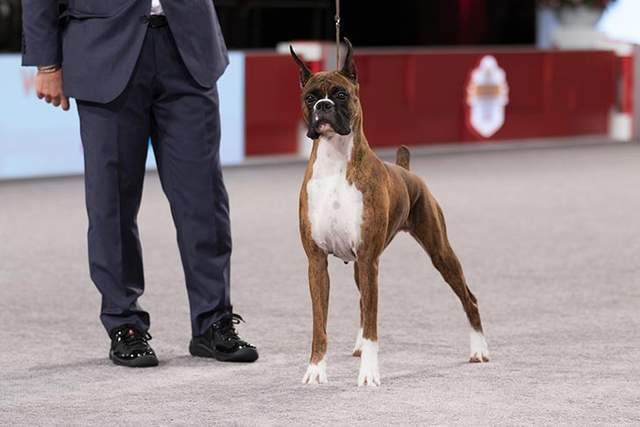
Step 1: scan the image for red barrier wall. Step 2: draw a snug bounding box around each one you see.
[245,54,300,156]
[245,48,617,155]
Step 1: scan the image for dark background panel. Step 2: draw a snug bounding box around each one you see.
[1,0,536,52]
[216,0,537,49]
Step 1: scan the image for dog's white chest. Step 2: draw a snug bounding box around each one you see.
[306,135,363,262]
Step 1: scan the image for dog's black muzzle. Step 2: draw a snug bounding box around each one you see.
[307,100,351,139]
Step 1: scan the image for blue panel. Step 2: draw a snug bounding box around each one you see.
[0,52,245,180]
[0,56,84,179]
[218,51,246,165]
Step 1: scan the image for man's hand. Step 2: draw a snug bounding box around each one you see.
[35,69,70,111]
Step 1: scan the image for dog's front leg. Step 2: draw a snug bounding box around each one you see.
[356,256,381,387]
[302,253,330,384]
[352,262,364,357]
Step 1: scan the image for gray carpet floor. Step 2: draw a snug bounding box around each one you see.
[1,142,639,425]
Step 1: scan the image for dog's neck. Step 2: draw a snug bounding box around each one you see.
[313,131,354,177]
[349,108,370,156]
[312,111,369,174]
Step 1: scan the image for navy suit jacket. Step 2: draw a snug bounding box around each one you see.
[22,0,229,103]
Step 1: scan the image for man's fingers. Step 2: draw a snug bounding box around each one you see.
[35,69,65,108]
[40,92,70,110]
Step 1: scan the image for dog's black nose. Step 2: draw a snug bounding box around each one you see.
[314,100,334,112]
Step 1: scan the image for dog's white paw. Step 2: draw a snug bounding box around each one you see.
[352,328,363,357]
[357,339,380,387]
[302,359,328,384]
[469,329,490,363]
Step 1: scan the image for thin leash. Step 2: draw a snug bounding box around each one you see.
[335,0,341,68]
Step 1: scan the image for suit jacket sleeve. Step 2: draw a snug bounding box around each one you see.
[21,0,63,66]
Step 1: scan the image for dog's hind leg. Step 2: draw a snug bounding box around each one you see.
[409,189,489,363]
[352,261,364,357]
[302,253,331,384]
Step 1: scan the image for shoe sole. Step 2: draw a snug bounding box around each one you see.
[189,342,259,363]
[109,351,159,368]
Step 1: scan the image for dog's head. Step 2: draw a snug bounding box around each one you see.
[290,39,360,140]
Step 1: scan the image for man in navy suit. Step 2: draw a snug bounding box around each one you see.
[22,0,258,367]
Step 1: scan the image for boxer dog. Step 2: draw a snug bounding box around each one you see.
[291,40,489,387]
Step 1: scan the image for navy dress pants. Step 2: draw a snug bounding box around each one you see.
[76,24,232,337]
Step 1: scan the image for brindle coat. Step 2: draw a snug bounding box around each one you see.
[292,40,487,385]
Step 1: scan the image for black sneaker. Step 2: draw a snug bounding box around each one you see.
[189,314,258,363]
[109,325,159,368]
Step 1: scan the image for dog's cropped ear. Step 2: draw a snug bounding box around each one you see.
[340,38,357,84]
[290,45,313,88]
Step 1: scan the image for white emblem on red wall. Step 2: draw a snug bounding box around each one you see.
[466,55,509,138]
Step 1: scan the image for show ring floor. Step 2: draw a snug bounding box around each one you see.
[1,141,639,425]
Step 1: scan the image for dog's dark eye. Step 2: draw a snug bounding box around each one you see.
[305,95,317,105]
[335,91,348,100]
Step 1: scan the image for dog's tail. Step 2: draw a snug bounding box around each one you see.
[395,145,411,170]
